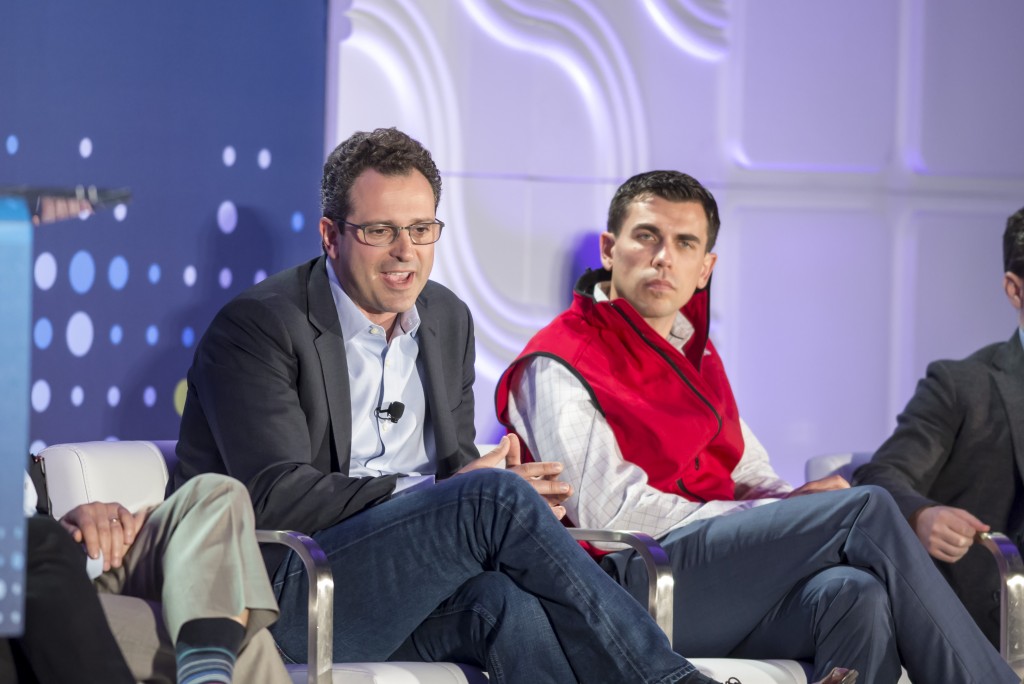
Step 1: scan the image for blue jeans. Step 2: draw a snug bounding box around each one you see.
[601,486,1017,684]
[271,469,709,684]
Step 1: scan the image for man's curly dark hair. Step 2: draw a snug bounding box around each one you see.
[321,128,442,223]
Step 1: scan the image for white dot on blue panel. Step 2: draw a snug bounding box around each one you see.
[148,263,161,284]
[34,318,53,349]
[105,435,119,441]
[113,203,127,222]
[10,553,22,572]
[71,385,84,407]
[29,440,46,455]
[146,325,159,345]
[66,311,94,357]
[31,380,50,412]
[69,250,96,294]
[258,148,272,169]
[79,137,93,158]
[219,267,233,289]
[254,269,267,284]
[222,145,236,167]
[6,134,18,155]
[218,200,237,234]
[108,256,129,290]
[183,265,197,287]
[0,580,5,600]
[182,326,195,347]
[110,324,123,345]
[107,386,121,407]
[34,252,57,291]
[143,386,157,407]
[291,211,304,232]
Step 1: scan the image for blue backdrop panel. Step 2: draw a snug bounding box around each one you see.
[0,197,31,636]
[0,2,327,447]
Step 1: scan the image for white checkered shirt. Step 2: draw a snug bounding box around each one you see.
[505,293,793,541]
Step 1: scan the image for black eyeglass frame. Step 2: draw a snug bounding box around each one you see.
[332,218,445,247]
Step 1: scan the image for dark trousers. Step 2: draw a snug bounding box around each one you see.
[602,486,1018,684]
[1,516,134,683]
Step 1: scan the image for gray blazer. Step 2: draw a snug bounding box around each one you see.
[173,256,478,550]
[854,331,1024,642]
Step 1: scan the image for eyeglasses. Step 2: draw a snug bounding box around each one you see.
[335,219,444,247]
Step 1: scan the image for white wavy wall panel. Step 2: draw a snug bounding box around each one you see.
[328,0,1024,483]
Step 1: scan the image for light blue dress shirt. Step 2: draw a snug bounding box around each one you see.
[326,261,436,489]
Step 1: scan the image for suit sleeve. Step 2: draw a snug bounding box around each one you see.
[853,360,964,520]
[184,296,397,535]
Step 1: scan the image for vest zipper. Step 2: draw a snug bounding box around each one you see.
[676,478,708,503]
[609,303,723,497]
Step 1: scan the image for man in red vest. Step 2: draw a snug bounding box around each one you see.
[496,170,1017,683]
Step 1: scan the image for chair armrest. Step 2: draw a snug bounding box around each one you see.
[568,529,674,643]
[978,532,1024,676]
[256,530,334,684]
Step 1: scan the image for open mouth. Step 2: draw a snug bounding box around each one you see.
[381,271,415,286]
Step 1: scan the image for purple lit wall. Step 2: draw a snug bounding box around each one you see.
[327,0,1024,484]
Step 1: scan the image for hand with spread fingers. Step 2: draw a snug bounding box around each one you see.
[59,502,150,572]
[455,434,572,519]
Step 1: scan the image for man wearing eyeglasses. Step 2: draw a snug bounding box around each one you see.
[173,128,719,684]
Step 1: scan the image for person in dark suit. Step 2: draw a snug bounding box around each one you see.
[854,206,1024,647]
[173,128,717,684]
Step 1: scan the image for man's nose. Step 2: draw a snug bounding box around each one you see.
[389,229,416,258]
[652,246,671,267]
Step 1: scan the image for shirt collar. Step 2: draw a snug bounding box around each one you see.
[592,282,694,351]
[326,259,420,343]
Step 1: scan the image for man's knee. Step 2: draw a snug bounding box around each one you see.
[167,474,254,526]
[813,568,892,631]
[452,572,545,629]
[450,468,541,508]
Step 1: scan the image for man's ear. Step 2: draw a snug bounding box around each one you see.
[697,251,718,289]
[1005,271,1023,309]
[320,217,338,258]
[599,232,616,271]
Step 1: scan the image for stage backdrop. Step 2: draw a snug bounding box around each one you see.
[0,2,327,450]
[327,0,1024,484]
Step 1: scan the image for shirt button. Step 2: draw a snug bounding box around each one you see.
[385,360,392,368]
[382,423,390,433]
[369,327,380,335]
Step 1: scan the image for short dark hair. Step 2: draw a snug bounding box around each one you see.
[321,127,442,221]
[1004,207,1024,278]
[607,170,721,250]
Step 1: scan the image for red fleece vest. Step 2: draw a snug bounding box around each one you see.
[496,282,743,503]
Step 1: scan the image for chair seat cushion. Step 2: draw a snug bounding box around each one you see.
[286,661,489,683]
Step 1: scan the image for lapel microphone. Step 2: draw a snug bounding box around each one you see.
[375,401,406,423]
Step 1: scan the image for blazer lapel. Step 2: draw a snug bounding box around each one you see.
[415,290,459,476]
[307,257,353,473]
[993,331,1024,486]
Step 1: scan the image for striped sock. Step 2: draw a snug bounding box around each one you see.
[176,645,236,684]
[175,618,245,684]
